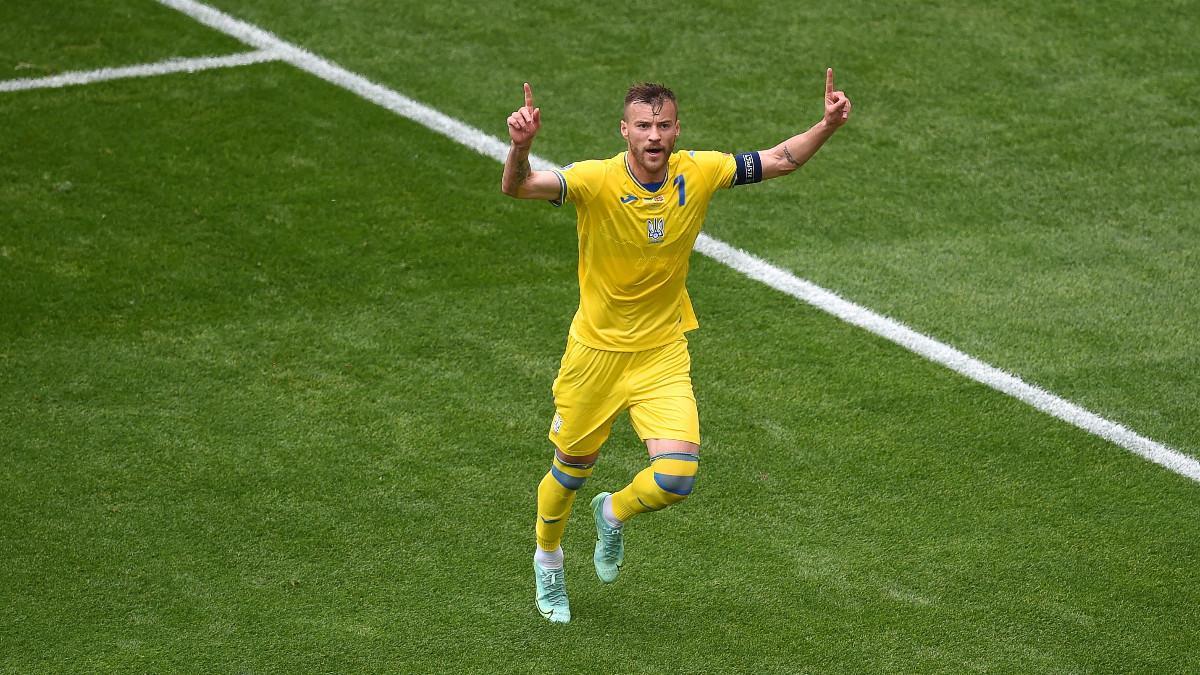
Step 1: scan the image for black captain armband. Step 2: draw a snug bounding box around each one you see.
[732,151,763,186]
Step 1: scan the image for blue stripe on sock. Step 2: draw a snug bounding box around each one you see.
[550,465,586,490]
[653,472,695,496]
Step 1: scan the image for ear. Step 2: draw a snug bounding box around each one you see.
[620,118,629,140]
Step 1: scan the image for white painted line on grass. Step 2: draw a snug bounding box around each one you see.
[156,0,517,168]
[157,0,1200,484]
[694,236,1200,482]
[0,50,280,93]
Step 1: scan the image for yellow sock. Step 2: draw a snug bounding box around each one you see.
[535,455,594,551]
[610,453,698,522]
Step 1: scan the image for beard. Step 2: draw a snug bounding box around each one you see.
[632,141,671,176]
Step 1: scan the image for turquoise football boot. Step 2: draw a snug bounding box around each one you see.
[533,561,570,624]
[591,492,624,583]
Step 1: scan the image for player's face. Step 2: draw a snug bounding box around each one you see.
[621,100,680,180]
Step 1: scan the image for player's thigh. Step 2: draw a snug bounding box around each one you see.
[627,339,699,445]
[548,337,627,456]
[628,394,699,446]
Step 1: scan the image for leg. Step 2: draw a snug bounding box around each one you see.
[533,336,627,622]
[534,446,598,624]
[537,337,624,552]
[592,338,701,582]
[536,447,599,554]
[613,338,702,523]
[591,439,699,583]
[608,438,700,521]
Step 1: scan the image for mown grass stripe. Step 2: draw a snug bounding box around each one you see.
[155,0,520,169]
[155,0,1199,484]
[694,235,1200,483]
[0,50,279,93]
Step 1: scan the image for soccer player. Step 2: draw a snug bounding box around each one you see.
[501,70,852,623]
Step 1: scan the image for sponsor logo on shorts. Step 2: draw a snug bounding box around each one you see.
[552,413,564,435]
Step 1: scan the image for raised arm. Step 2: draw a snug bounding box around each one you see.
[759,68,852,180]
[501,82,565,200]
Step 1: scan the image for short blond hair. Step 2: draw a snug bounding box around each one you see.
[624,82,676,116]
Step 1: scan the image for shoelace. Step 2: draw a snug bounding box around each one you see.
[599,525,622,559]
[539,569,567,606]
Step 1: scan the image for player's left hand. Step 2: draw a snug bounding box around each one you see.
[823,68,851,129]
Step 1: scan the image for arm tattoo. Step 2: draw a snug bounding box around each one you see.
[782,145,801,167]
[515,158,531,184]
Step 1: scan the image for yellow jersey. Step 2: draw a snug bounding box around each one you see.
[550,150,744,352]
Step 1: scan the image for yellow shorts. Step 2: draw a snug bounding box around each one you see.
[548,335,699,456]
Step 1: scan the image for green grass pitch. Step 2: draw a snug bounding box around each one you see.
[2,0,1199,671]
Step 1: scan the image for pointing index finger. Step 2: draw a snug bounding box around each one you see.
[523,82,534,109]
[825,68,834,99]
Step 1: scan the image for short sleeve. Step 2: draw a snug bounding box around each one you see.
[551,159,607,207]
[689,151,738,192]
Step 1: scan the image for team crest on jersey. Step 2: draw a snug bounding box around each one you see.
[619,194,637,204]
[646,218,665,244]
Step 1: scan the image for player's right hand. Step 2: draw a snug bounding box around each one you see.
[823,68,851,129]
[507,82,541,148]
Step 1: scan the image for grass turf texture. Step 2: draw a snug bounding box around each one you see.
[0,0,247,77]
[2,0,1199,671]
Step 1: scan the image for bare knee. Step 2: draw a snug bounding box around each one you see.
[646,438,699,459]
